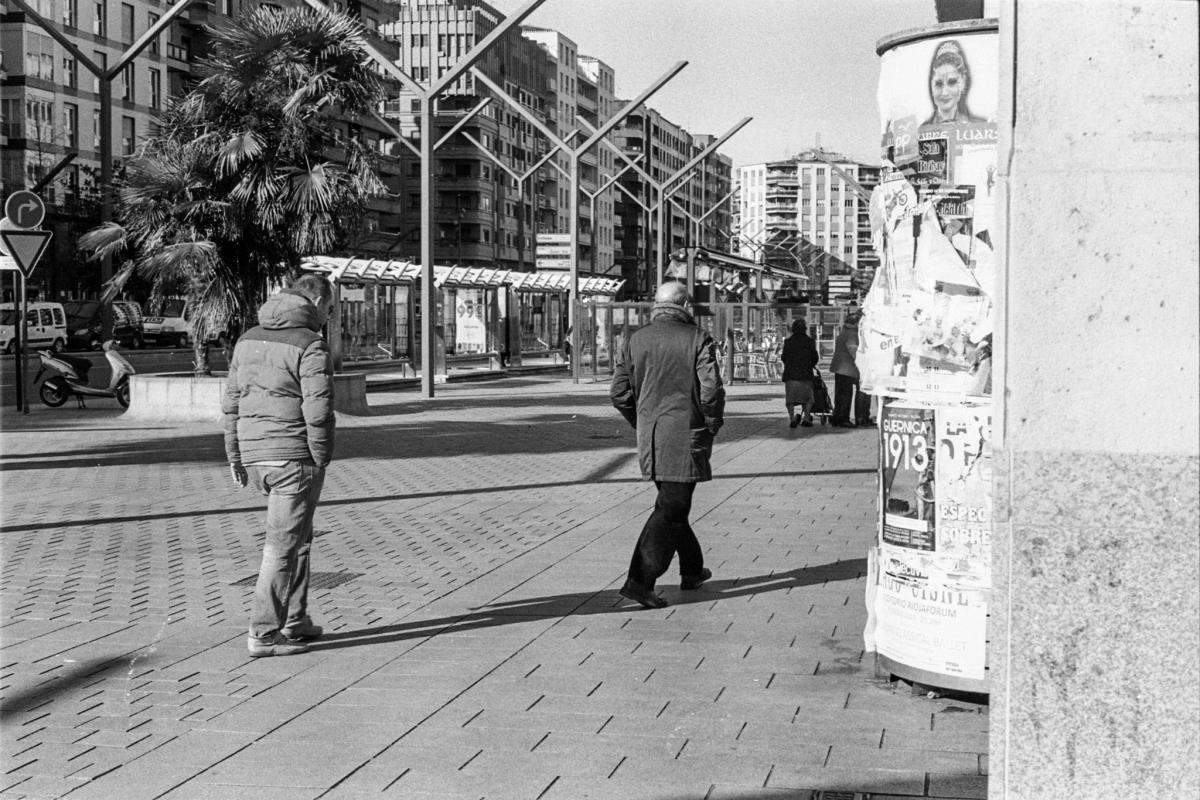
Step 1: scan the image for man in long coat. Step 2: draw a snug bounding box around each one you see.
[610,282,726,609]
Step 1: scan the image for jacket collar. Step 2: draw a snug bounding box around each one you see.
[651,302,694,325]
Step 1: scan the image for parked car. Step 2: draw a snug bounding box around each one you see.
[0,302,68,354]
[141,298,231,348]
[64,300,144,351]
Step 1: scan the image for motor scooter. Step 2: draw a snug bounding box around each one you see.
[35,341,136,409]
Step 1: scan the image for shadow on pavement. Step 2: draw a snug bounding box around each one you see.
[0,656,132,719]
[0,469,874,533]
[306,558,867,653]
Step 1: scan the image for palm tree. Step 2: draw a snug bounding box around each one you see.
[81,6,386,375]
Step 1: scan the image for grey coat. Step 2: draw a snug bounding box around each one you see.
[610,304,725,482]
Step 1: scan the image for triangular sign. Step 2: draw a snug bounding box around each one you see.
[0,229,52,278]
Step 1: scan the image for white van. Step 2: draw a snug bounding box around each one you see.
[0,302,68,354]
[142,298,229,348]
[141,297,190,347]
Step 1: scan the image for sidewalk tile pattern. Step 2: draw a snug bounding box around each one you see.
[1,377,986,799]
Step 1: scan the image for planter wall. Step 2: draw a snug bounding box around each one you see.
[124,372,369,422]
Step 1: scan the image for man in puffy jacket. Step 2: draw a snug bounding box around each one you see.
[610,282,725,609]
[223,274,335,657]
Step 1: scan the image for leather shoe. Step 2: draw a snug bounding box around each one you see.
[247,633,309,658]
[282,618,323,641]
[619,581,668,609]
[680,567,712,591]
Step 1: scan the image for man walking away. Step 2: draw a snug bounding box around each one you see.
[610,282,725,609]
[223,274,336,657]
[780,318,819,428]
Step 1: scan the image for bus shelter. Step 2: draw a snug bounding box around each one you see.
[299,255,623,374]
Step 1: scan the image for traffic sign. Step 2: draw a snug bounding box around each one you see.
[0,229,52,278]
[4,191,46,229]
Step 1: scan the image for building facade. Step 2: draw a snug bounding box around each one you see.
[735,148,879,301]
[612,104,735,300]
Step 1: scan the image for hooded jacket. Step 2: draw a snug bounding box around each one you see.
[222,289,335,467]
[610,303,725,483]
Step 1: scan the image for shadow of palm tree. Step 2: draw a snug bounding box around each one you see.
[307,558,866,653]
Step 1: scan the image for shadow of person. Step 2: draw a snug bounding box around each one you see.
[307,558,866,653]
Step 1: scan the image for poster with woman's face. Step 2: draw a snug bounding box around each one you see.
[877,31,999,162]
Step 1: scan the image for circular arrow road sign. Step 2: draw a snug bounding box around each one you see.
[5,191,46,229]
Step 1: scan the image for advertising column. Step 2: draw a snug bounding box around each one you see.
[861,19,998,694]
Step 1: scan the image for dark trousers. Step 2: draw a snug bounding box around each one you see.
[627,481,703,591]
[833,375,872,425]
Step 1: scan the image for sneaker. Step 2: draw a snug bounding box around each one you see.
[247,632,309,658]
[282,618,323,641]
[789,416,799,428]
[680,567,712,591]
[619,581,669,609]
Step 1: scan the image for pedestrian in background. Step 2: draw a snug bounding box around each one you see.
[223,274,336,657]
[830,309,871,427]
[780,317,819,428]
[610,282,725,609]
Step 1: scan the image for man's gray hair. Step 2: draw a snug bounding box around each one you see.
[291,273,334,305]
[654,281,691,306]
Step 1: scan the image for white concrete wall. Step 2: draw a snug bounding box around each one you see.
[991,1,1199,797]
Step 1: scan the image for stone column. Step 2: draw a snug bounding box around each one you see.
[991,1,1199,796]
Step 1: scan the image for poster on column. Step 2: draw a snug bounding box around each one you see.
[877,30,998,165]
[880,403,936,550]
[933,404,993,588]
[872,563,988,681]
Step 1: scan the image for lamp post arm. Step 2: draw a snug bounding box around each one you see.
[432,0,547,95]
[303,0,428,97]
[521,132,577,181]
[582,156,642,200]
[460,131,522,183]
[579,119,658,188]
[663,116,752,194]
[610,177,652,213]
[579,61,687,154]
[369,109,421,158]
[434,98,493,150]
[471,68,565,151]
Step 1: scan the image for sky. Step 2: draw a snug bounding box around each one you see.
[488,0,937,169]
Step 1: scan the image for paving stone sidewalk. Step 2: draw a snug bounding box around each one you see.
[0,376,987,800]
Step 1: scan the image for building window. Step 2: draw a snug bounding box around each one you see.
[93,108,101,149]
[63,56,77,88]
[93,0,107,37]
[92,51,106,94]
[63,0,78,27]
[25,33,55,81]
[121,3,134,42]
[221,0,233,14]
[24,97,53,141]
[121,63,134,101]
[121,115,135,155]
[64,103,79,148]
[149,67,161,109]
[411,33,427,48]
[148,12,160,54]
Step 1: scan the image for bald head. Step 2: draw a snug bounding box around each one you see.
[654,281,691,306]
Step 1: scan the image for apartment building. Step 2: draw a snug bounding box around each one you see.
[612,104,735,300]
[1,0,403,299]
[735,148,879,300]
